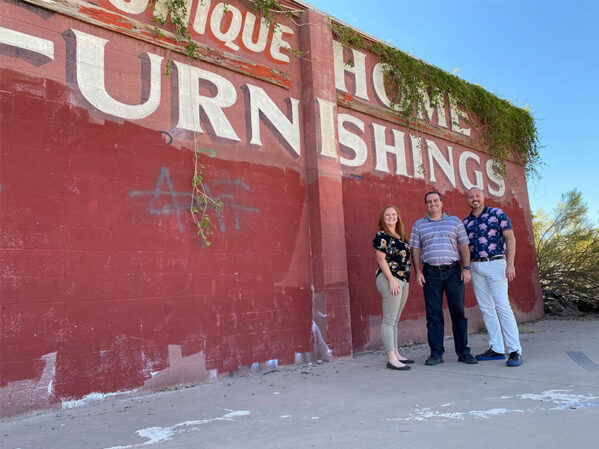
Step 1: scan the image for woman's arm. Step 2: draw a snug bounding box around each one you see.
[375,249,400,295]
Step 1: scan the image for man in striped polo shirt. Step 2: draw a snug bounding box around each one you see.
[410,191,478,366]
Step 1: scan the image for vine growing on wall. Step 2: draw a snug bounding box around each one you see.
[331,21,541,178]
[150,0,298,243]
[191,139,224,245]
[151,0,200,63]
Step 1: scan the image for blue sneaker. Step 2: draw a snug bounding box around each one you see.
[506,351,523,366]
[476,348,506,361]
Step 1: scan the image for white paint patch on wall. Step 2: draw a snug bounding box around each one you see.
[0,352,56,418]
[103,409,251,449]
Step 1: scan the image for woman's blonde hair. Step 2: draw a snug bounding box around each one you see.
[377,205,407,241]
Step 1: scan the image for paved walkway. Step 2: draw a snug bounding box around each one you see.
[2,318,599,449]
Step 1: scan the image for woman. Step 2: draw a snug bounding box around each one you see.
[372,205,413,370]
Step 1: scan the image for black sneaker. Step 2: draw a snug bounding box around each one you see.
[457,353,478,364]
[476,348,506,361]
[506,351,523,367]
[425,356,444,366]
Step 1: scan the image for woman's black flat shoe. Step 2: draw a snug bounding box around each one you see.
[387,362,411,370]
[400,359,415,364]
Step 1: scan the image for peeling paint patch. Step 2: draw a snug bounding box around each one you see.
[141,346,210,391]
[103,409,250,449]
[0,352,56,418]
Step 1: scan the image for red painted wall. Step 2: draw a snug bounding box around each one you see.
[0,0,543,417]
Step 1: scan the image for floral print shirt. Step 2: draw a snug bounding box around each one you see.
[372,230,411,281]
[463,206,513,259]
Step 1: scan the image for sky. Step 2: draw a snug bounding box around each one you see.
[306,0,599,223]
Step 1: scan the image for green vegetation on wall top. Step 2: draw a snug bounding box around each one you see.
[331,21,541,178]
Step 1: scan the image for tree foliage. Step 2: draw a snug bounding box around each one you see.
[533,190,599,316]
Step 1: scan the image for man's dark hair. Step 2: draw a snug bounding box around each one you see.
[424,191,442,203]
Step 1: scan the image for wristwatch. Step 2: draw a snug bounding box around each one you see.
[463,266,471,270]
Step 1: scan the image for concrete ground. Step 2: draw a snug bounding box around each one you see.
[2,318,599,449]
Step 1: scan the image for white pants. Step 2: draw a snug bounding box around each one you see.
[471,259,521,354]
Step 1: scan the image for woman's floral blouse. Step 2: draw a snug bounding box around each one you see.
[372,230,411,282]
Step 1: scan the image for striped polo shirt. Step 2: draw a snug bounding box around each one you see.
[409,212,469,266]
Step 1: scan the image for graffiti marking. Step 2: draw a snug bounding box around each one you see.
[129,167,191,232]
[128,167,259,234]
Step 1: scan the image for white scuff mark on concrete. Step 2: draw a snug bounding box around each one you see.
[551,401,599,410]
[103,410,251,449]
[393,407,524,421]
[280,415,291,419]
[513,389,599,411]
[62,389,139,409]
[136,427,174,445]
[395,389,599,422]
[310,416,319,420]
[516,389,599,404]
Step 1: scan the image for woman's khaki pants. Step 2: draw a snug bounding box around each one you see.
[376,274,409,352]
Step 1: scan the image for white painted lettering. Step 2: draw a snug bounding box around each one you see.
[409,135,425,179]
[372,62,400,110]
[338,114,367,167]
[317,98,337,158]
[269,23,293,63]
[458,151,483,190]
[333,40,369,100]
[241,12,269,53]
[246,84,300,156]
[192,0,211,34]
[486,160,506,197]
[449,94,471,136]
[72,29,162,120]
[0,26,54,60]
[210,2,242,51]
[174,61,240,141]
[372,124,407,175]
[418,86,448,128]
[427,140,456,187]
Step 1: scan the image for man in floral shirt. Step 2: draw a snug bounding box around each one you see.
[463,188,522,366]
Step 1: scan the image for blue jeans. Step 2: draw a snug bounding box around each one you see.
[422,262,470,358]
